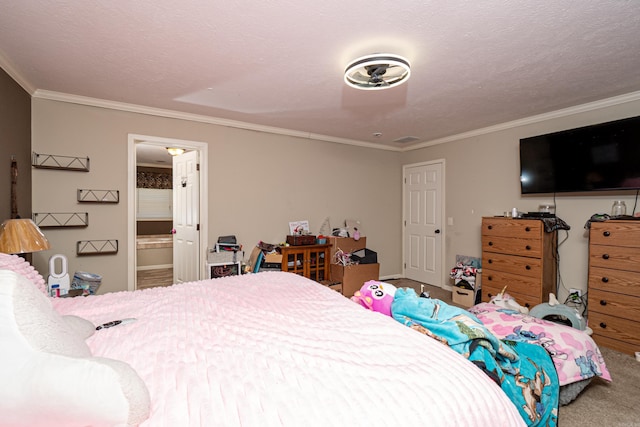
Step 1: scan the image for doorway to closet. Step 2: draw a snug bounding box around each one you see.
[127,134,208,291]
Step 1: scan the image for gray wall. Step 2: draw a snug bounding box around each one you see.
[400,97,640,301]
[0,68,31,220]
[31,98,402,293]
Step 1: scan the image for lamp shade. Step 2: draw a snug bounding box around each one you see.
[0,218,51,254]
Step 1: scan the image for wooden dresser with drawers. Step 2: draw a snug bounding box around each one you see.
[588,220,640,355]
[481,217,557,309]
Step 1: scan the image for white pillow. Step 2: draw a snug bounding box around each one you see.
[0,269,150,427]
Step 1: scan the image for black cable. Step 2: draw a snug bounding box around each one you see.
[633,189,639,216]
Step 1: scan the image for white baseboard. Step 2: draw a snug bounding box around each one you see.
[136,264,172,271]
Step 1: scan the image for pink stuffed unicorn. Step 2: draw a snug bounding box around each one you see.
[351,280,397,317]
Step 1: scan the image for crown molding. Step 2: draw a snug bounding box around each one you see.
[402,90,640,152]
[32,89,399,152]
[0,50,35,94]
[28,87,640,153]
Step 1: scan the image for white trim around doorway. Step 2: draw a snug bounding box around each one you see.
[127,134,209,291]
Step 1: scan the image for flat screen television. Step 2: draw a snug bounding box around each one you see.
[519,115,640,194]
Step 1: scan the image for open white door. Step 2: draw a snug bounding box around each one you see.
[403,161,444,286]
[173,150,200,283]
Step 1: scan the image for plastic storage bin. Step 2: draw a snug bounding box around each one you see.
[72,271,102,295]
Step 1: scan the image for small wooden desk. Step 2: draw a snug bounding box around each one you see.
[280,244,331,282]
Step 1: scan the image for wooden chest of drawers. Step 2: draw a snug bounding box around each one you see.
[588,220,640,355]
[481,217,557,309]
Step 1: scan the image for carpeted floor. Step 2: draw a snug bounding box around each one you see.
[385,278,640,427]
[558,346,640,427]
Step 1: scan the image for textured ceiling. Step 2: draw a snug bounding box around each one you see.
[2,1,640,150]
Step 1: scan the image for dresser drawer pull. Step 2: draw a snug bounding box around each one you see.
[525,227,531,232]
[488,241,493,246]
[525,245,531,250]
[488,259,493,264]
[525,265,531,270]
[603,231,610,237]
[602,254,609,260]
[600,300,607,306]
[487,275,493,281]
[524,303,530,308]
[601,277,609,283]
[599,322,607,329]
[488,225,493,230]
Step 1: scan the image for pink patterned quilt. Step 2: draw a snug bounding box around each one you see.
[53,272,526,426]
[469,303,611,386]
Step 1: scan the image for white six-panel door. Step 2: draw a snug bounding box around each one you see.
[403,161,444,286]
[173,150,200,283]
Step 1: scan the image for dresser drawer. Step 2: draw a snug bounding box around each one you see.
[588,289,640,322]
[588,266,640,297]
[589,245,640,273]
[590,221,640,248]
[589,311,640,348]
[482,235,542,258]
[482,218,543,239]
[481,269,541,297]
[481,285,539,309]
[482,252,542,278]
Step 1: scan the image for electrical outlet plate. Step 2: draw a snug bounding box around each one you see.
[569,288,582,297]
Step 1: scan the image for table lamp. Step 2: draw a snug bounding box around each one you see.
[0,218,51,255]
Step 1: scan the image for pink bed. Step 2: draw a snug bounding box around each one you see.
[42,271,527,426]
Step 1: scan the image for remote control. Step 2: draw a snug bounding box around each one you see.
[95,318,137,330]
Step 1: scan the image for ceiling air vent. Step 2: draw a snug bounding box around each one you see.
[393,136,420,144]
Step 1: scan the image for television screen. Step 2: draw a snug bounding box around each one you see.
[520,115,640,194]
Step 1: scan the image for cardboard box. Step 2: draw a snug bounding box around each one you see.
[328,236,366,263]
[319,280,343,293]
[451,271,482,308]
[331,263,379,297]
[451,268,482,308]
[452,287,475,308]
[264,253,283,264]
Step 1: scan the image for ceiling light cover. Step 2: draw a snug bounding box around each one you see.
[344,54,411,90]
[166,147,185,156]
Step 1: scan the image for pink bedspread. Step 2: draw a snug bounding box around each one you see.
[469,303,611,386]
[53,272,525,426]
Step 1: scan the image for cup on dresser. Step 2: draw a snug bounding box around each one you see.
[611,200,627,217]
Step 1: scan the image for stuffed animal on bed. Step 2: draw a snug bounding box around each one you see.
[351,280,397,316]
[490,286,530,314]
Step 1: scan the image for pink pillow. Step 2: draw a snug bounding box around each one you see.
[0,253,48,295]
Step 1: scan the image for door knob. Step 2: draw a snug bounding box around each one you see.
[435,229,441,234]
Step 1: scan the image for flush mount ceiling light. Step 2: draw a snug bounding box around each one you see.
[166,147,185,156]
[344,54,411,90]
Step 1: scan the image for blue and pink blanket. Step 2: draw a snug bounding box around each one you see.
[391,288,559,427]
[469,302,610,386]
